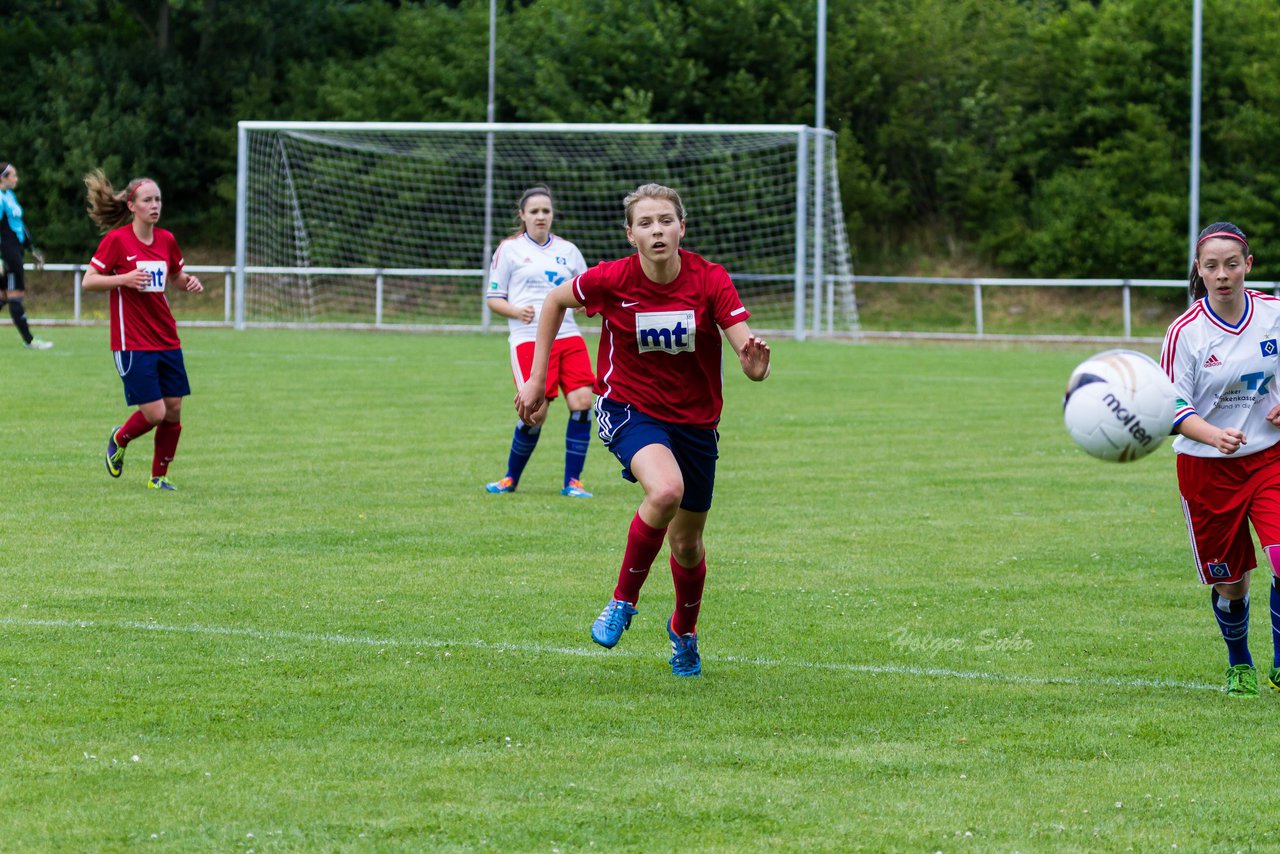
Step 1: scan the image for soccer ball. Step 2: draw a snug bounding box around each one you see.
[1063,349,1177,462]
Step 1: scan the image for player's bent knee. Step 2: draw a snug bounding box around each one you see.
[1213,576,1250,600]
[668,539,704,568]
[647,482,684,513]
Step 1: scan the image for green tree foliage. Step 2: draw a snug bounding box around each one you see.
[3,0,1280,280]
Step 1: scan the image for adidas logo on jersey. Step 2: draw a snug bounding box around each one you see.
[1204,354,1222,368]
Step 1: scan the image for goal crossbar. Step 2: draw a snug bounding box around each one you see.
[234,121,856,338]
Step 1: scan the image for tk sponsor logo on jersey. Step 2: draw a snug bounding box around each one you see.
[1239,371,1273,394]
[635,310,696,355]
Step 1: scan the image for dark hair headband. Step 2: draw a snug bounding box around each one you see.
[1197,231,1249,252]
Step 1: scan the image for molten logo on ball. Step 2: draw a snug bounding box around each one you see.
[1063,350,1176,462]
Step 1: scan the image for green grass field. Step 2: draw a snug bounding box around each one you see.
[3,327,1277,851]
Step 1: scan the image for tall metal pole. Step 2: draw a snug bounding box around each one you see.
[1187,0,1202,272]
[793,129,809,342]
[481,0,497,329]
[234,122,248,330]
[812,0,827,335]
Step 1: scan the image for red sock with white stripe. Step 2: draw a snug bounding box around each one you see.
[152,421,182,477]
[116,410,154,446]
[670,553,706,635]
[612,513,667,605]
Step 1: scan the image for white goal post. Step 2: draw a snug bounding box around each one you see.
[234,121,857,338]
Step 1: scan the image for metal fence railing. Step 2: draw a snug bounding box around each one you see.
[23,264,1280,341]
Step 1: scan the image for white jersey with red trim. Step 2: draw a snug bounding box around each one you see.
[1160,289,1280,458]
[486,232,586,345]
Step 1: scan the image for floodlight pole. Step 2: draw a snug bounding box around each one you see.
[812,0,827,335]
[1187,0,1202,273]
[481,0,497,329]
[234,122,247,330]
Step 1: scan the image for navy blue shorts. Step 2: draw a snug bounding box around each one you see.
[594,396,719,513]
[114,349,191,406]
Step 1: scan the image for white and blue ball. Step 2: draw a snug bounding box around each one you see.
[1063,349,1177,462]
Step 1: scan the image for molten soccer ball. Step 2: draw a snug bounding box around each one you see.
[1063,349,1177,462]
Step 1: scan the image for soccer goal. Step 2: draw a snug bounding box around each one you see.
[235,121,857,338]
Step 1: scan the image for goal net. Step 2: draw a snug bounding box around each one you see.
[235,122,857,336]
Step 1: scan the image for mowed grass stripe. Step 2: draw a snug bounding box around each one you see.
[1,616,1220,693]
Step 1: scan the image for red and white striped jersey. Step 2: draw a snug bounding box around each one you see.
[487,232,586,345]
[1161,289,1280,458]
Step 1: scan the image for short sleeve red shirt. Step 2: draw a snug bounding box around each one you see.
[572,249,751,428]
[89,225,185,351]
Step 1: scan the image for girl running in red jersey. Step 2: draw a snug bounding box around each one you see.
[516,183,770,676]
[82,170,204,491]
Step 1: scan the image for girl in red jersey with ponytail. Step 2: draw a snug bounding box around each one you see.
[82,169,204,491]
[516,183,770,677]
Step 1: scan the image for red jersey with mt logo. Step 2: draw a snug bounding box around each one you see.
[89,225,185,351]
[571,249,750,428]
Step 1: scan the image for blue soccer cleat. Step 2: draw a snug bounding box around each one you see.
[590,598,637,649]
[485,476,516,494]
[105,425,125,478]
[667,615,701,677]
[147,476,177,491]
[561,478,592,498]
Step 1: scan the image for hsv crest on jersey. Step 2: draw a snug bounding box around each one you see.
[635,310,696,354]
[1262,339,1278,357]
[1207,562,1231,579]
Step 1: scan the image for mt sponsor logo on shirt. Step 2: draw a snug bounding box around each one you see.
[135,260,168,293]
[635,310,696,355]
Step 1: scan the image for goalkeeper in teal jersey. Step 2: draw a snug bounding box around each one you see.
[0,162,52,349]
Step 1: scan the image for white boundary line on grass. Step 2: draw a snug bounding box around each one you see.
[2,616,1221,694]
